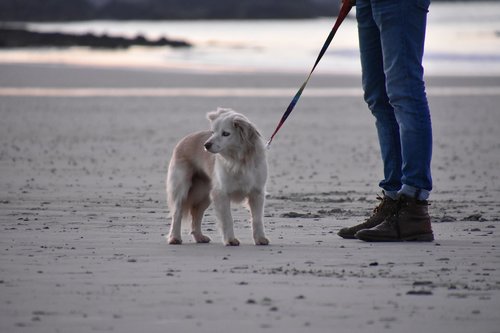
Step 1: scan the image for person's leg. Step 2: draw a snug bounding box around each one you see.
[337,0,401,239]
[356,0,402,198]
[372,0,433,200]
[355,0,434,242]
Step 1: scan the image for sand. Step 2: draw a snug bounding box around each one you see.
[0,63,499,333]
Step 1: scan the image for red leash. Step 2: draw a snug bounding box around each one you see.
[266,1,353,148]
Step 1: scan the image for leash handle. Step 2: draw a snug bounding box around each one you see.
[266,1,353,148]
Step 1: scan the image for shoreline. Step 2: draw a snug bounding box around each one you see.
[2,55,500,77]
[2,61,500,81]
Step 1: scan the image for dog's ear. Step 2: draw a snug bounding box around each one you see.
[206,107,233,122]
[233,116,261,145]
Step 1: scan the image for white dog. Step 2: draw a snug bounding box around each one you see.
[166,108,269,246]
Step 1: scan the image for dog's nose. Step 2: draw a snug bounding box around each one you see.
[204,142,212,150]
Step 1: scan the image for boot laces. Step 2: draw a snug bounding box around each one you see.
[372,195,385,214]
[385,196,411,237]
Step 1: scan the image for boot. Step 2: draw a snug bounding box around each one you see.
[337,194,398,239]
[355,195,434,242]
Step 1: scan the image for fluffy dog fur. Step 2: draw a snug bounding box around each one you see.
[166,108,269,246]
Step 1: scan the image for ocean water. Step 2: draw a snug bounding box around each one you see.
[3,1,500,75]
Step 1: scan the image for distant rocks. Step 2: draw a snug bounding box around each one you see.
[0,27,191,49]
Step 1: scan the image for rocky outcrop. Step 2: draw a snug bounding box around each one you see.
[0,27,191,49]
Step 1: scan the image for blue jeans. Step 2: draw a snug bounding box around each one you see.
[356,0,433,200]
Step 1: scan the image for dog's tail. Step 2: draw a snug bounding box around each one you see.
[166,167,191,220]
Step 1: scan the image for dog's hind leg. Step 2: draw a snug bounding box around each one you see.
[166,167,190,245]
[167,204,183,245]
[190,198,211,243]
[248,191,269,245]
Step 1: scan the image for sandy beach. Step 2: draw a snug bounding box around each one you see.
[1,63,499,333]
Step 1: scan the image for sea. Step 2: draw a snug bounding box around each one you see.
[1,1,500,76]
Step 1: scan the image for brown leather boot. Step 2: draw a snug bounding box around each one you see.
[355,195,434,242]
[337,194,398,239]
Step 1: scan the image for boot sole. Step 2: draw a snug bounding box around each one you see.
[356,232,434,242]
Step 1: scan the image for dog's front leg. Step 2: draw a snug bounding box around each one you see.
[248,191,269,245]
[212,190,239,246]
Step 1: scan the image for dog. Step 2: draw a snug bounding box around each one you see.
[166,108,269,246]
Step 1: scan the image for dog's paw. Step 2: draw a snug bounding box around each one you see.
[225,238,240,246]
[192,233,211,244]
[167,236,183,245]
[254,236,269,246]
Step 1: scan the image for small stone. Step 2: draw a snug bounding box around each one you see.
[413,281,434,286]
[261,297,272,305]
[407,290,433,295]
[440,215,456,222]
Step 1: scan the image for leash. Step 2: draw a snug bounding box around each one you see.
[266,1,353,148]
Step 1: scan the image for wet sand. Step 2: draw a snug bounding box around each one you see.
[1,63,499,332]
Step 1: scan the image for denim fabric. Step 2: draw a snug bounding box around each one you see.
[356,0,433,200]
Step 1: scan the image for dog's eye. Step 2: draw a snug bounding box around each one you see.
[222,131,230,137]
